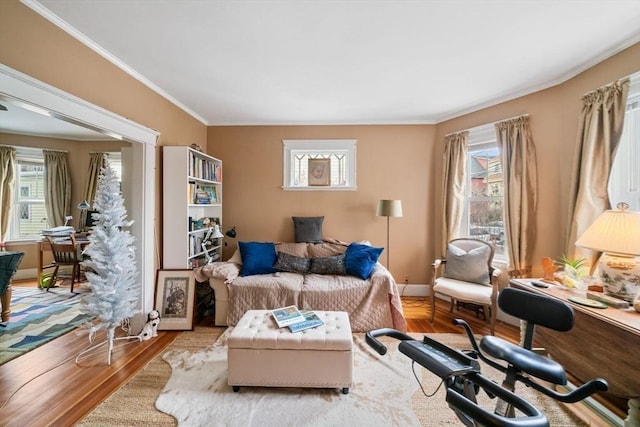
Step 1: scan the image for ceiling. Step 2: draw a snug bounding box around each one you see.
[15,0,640,127]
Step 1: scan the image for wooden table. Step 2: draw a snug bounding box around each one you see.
[510,278,640,426]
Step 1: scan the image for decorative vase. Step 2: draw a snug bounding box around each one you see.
[597,253,640,302]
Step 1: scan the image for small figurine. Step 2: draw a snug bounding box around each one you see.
[138,310,161,341]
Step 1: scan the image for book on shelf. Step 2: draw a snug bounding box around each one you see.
[287,309,324,333]
[271,305,306,328]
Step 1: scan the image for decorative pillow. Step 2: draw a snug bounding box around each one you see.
[310,255,346,275]
[443,243,491,285]
[344,242,383,280]
[238,241,277,276]
[307,242,347,258]
[275,242,309,258]
[292,216,324,243]
[274,252,311,274]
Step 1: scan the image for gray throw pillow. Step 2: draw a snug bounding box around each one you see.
[443,243,491,285]
[309,255,346,275]
[292,216,324,243]
[273,252,311,274]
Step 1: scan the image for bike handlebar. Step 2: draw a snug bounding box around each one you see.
[365,328,416,356]
[447,373,549,427]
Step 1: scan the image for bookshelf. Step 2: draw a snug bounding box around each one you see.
[163,146,223,269]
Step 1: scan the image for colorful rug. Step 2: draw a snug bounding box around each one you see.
[0,287,91,365]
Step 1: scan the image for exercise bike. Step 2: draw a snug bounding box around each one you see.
[366,288,608,426]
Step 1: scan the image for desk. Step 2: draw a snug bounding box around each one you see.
[510,278,640,425]
[37,235,90,279]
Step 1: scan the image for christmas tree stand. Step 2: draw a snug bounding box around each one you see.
[75,326,142,365]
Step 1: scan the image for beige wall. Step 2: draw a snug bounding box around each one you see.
[0,0,207,270]
[2,0,638,285]
[208,125,436,283]
[209,43,640,285]
[433,43,640,278]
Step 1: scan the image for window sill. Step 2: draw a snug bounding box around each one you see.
[282,186,357,192]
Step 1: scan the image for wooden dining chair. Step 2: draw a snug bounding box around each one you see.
[45,235,84,293]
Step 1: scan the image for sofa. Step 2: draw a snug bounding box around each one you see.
[194,240,407,332]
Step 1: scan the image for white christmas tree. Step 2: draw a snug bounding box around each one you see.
[78,161,141,365]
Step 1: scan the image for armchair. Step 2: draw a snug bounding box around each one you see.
[430,238,501,334]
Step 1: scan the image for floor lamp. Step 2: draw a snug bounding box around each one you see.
[376,199,403,269]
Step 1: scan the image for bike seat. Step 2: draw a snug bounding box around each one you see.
[480,336,567,385]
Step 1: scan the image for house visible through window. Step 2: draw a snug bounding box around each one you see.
[463,125,507,261]
[11,147,48,240]
[282,139,357,190]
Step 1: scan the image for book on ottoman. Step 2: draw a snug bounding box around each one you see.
[288,309,324,333]
[271,305,305,327]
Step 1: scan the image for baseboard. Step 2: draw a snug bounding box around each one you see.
[13,268,37,281]
[398,283,428,297]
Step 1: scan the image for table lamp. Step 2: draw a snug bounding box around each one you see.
[376,199,403,269]
[575,202,640,305]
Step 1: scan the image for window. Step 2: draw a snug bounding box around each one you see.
[609,75,640,211]
[463,125,507,261]
[282,140,357,190]
[10,147,48,240]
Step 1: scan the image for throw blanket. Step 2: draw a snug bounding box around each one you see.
[195,263,407,332]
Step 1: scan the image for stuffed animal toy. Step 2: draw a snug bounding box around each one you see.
[138,309,161,341]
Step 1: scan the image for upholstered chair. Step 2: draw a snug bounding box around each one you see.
[430,238,501,335]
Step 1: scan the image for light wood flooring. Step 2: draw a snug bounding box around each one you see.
[0,283,613,426]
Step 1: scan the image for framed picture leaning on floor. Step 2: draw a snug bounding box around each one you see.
[154,269,196,330]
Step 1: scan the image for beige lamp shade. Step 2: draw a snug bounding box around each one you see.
[575,204,640,256]
[376,200,403,218]
[212,224,224,239]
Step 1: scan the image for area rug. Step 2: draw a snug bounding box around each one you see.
[152,330,585,427]
[0,287,91,365]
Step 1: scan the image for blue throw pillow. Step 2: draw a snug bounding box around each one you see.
[344,242,383,280]
[239,241,277,276]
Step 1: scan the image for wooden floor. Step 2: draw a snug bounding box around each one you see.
[0,284,610,426]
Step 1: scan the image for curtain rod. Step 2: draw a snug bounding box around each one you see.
[444,113,530,137]
[42,148,68,153]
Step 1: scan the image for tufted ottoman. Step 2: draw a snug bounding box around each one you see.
[228,310,353,394]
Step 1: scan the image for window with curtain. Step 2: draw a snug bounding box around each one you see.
[10,147,48,239]
[609,77,639,211]
[462,124,508,261]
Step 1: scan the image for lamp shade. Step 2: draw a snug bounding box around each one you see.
[211,224,224,239]
[376,200,403,218]
[575,205,640,256]
[77,200,90,210]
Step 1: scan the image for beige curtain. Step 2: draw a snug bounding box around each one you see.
[79,152,106,227]
[495,115,538,278]
[43,150,71,227]
[566,78,630,267]
[0,146,16,243]
[440,131,468,255]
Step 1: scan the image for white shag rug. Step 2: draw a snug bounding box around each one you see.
[155,330,422,426]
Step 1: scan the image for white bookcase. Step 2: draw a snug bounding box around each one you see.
[163,146,223,269]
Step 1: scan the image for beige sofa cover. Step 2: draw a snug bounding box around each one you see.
[194,241,407,332]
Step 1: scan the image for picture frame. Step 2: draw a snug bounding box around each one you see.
[154,269,196,330]
[308,158,331,186]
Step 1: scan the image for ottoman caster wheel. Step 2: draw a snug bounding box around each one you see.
[341,387,349,395]
[232,386,240,392]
